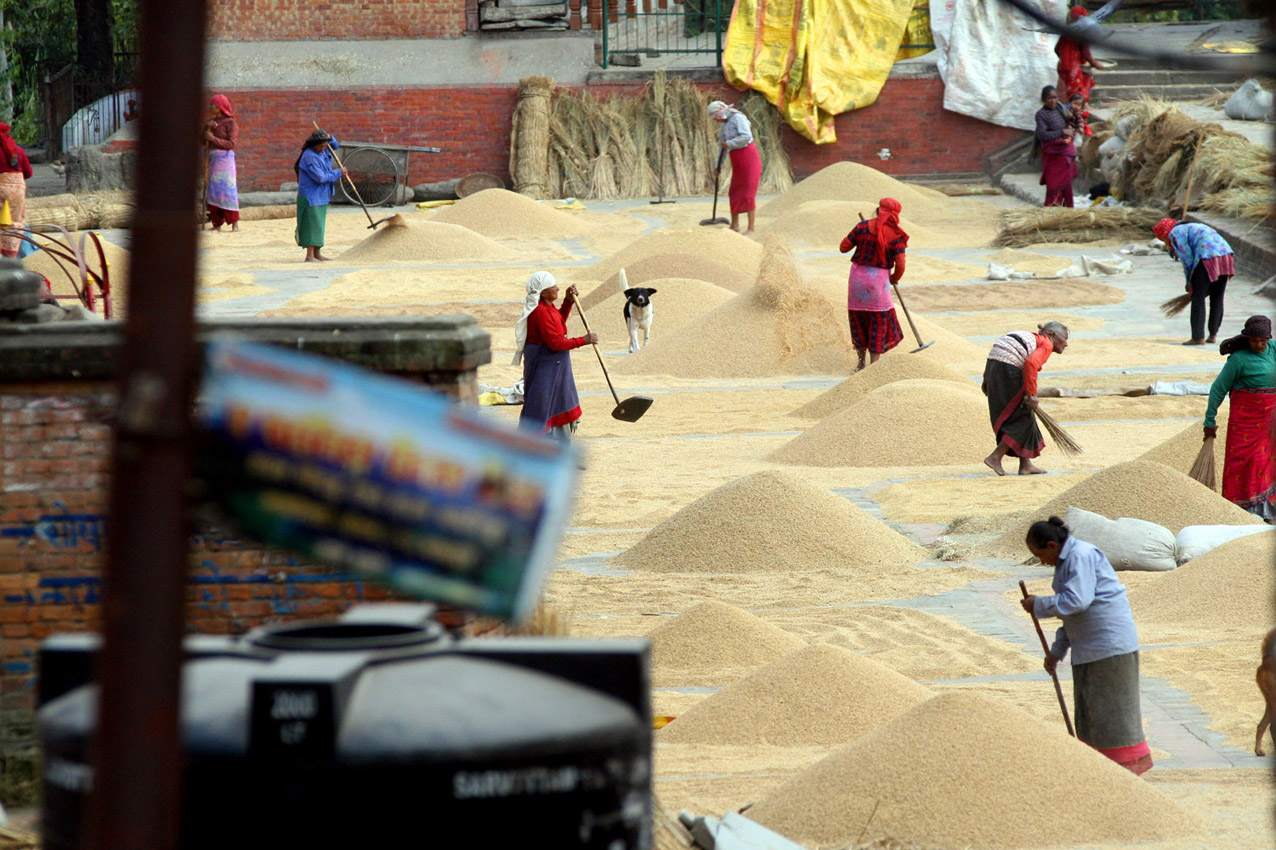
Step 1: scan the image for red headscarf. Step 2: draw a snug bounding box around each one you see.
[0,122,20,166]
[1152,218,1177,243]
[872,198,908,254]
[210,94,234,118]
[1069,5,1088,19]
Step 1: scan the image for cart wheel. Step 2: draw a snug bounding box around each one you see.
[339,147,400,207]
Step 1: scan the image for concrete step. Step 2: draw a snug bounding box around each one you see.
[1092,83,1232,104]
[1092,69,1243,87]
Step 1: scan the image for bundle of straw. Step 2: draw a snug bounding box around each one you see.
[1189,436,1217,490]
[1036,408,1083,457]
[995,206,1162,248]
[509,76,555,200]
[1160,293,1192,317]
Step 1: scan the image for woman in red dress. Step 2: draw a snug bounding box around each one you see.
[1056,5,1110,102]
[512,271,597,439]
[839,198,907,371]
[708,101,761,235]
[1035,86,1077,208]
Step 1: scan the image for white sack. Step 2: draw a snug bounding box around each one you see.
[1063,507,1178,572]
[1097,136,1125,157]
[1223,79,1275,122]
[1175,524,1275,565]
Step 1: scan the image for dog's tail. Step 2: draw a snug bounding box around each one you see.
[618,267,630,294]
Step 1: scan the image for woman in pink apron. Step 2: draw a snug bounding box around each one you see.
[839,198,907,371]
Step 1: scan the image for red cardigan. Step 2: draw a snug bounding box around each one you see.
[527,300,588,351]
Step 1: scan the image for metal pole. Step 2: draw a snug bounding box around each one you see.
[602,5,609,68]
[86,0,207,848]
[714,0,722,65]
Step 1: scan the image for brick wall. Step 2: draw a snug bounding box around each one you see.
[220,75,1020,193]
[209,0,467,40]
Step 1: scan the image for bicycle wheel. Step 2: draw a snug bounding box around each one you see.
[338,147,400,206]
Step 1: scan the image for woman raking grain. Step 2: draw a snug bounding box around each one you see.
[839,198,907,371]
[983,322,1069,476]
[513,271,598,439]
[294,130,346,262]
[1020,516,1152,776]
[708,101,761,235]
[1205,315,1276,521]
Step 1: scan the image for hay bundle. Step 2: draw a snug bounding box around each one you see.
[995,206,1162,247]
[509,76,555,200]
[93,203,134,229]
[25,204,90,230]
[238,204,295,222]
[26,193,82,211]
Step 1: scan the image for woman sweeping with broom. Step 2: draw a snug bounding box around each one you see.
[513,271,597,440]
[839,199,907,371]
[983,322,1070,476]
[1204,315,1276,521]
[1153,218,1235,346]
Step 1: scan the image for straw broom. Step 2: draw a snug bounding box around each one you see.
[1189,436,1217,490]
[1035,408,1083,457]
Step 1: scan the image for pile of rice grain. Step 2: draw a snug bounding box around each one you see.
[432,189,592,239]
[26,236,132,307]
[790,356,975,419]
[336,215,514,263]
[584,228,764,286]
[761,199,941,248]
[649,600,807,685]
[885,313,986,367]
[772,379,991,468]
[610,239,849,379]
[1137,410,1229,491]
[577,277,733,349]
[1128,531,1276,634]
[748,692,1200,849]
[758,162,955,221]
[579,252,755,309]
[613,470,927,573]
[659,644,930,745]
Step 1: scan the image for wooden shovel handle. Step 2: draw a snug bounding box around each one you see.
[1021,580,1076,737]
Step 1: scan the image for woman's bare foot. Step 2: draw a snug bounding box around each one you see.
[211,226,222,233]
[304,255,321,262]
[743,229,754,235]
[1182,339,1206,346]
[314,250,331,261]
[231,224,240,232]
[984,455,1007,476]
[1207,334,1216,343]
[1018,460,1047,475]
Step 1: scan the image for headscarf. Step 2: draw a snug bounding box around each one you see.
[294,129,332,175]
[1219,315,1273,355]
[1068,5,1088,19]
[707,101,734,121]
[210,94,234,118]
[511,271,559,366]
[0,122,19,167]
[1152,218,1177,243]
[871,198,908,255]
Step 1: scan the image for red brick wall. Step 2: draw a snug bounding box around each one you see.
[220,76,1019,193]
[209,0,467,40]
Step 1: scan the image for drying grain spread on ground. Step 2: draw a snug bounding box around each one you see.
[108,154,1276,850]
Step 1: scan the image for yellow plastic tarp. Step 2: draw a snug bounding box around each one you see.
[723,0,915,143]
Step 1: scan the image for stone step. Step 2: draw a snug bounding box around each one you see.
[1092,68,1244,87]
[1092,83,1233,104]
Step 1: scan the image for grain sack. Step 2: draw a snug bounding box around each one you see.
[579,253,754,309]
[585,227,764,286]
[1137,410,1229,491]
[614,470,927,574]
[772,380,990,468]
[790,355,974,419]
[1062,507,1177,572]
[432,188,591,239]
[1129,532,1276,635]
[1175,524,1275,565]
[758,161,954,222]
[336,216,515,263]
[659,644,930,745]
[748,692,1201,849]
[649,600,807,687]
[509,76,555,199]
[576,277,733,350]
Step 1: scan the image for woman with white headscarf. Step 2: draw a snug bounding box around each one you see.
[707,100,761,235]
[513,271,598,439]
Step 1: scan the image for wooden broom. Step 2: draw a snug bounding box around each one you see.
[1035,407,1083,456]
[1189,435,1217,490]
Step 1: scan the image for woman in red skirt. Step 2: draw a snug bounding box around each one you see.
[708,101,761,235]
[839,198,907,371]
[1205,315,1276,521]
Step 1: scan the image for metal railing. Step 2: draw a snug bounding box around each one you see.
[41,52,140,157]
[599,0,728,69]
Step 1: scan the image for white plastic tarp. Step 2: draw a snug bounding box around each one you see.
[933,0,1067,131]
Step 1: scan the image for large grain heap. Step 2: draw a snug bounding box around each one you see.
[336,215,514,263]
[748,692,1200,849]
[611,238,849,379]
[26,237,132,305]
[1128,532,1276,636]
[1137,412,1230,490]
[659,644,930,746]
[432,188,593,239]
[614,470,926,573]
[648,601,807,686]
[758,161,953,220]
[582,278,733,347]
[790,356,974,419]
[773,379,990,468]
[580,253,754,309]
[584,228,764,285]
[763,200,938,249]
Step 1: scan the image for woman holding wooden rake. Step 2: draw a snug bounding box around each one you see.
[982,322,1070,476]
[1205,315,1276,521]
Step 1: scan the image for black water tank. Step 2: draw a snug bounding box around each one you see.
[39,605,651,850]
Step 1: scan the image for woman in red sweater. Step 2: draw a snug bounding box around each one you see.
[0,122,33,258]
[512,271,598,438]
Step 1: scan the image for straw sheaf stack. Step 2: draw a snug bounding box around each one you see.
[509,76,555,200]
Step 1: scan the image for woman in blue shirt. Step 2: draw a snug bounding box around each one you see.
[1020,516,1152,775]
[1152,217,1235,346]
[294,130,346,262]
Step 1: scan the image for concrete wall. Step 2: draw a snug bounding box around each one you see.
[209,0,468,40]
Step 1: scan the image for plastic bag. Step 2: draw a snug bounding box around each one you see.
[1063,507,1178,572]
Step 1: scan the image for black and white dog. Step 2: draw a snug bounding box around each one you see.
[620,278,657,354]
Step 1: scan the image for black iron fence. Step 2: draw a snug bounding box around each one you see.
[599,0,728,69]
[42,52,140,158]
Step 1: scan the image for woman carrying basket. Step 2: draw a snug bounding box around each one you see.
[1205,315,1276,521]
[983,322,1070,476]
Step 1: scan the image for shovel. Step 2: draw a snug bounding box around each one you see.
[699,148,730,227]
[1021,580,1076,737]
[856,212,933,353]
[312,121,396,230]
[574,300,653,423]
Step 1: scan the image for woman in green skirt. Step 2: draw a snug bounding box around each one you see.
[294,130,346,262]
